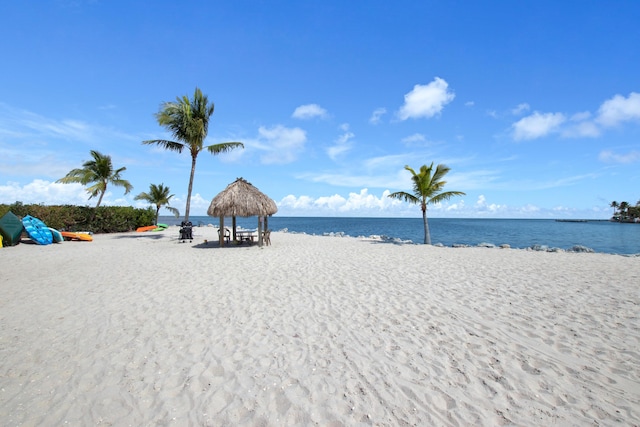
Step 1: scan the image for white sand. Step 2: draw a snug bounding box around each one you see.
[1,226,639,426]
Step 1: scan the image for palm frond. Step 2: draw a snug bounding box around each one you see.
[388,191,419,204]
[206,142,245,154]
[142,139,185,153]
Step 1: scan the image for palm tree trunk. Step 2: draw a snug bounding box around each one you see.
[95,190,105,209]
[422,207,431,245]
[184,155,197,222]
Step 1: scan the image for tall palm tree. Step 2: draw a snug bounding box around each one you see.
[134,183,180,225]
[143,87,244,222]
[610,201,619,219]
[619,201,630,221]
[388,163,465,244]
[57,150,133,208]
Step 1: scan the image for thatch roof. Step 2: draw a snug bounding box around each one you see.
[207,178,278,217]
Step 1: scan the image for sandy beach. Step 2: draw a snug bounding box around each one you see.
[1,226,638,426]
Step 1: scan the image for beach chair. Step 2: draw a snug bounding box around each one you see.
[218,227,230,244]
[179,221,193,242]
[262,229,271,246]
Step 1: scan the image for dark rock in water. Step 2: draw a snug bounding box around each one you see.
[499,244,511,249]
[452,243,470,248]
[567,245,594,253]
[530,245,549,252]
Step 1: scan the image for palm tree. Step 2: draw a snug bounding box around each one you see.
[57,150,133,208]
[619,201,630,221]
[143,87,244,222]
[388,163,465,244]
[134,183,180,225]
[610,201,619,219]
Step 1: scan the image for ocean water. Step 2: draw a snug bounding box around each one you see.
[159,216,640,255]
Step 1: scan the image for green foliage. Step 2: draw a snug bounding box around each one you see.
[388,163,466,244]
[610,199,640,221]
[143,87,244,221]
[0,203,154,233]
[56,150,133,208]
[134,183,180,225]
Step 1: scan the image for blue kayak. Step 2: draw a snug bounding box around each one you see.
[22,215,53,245]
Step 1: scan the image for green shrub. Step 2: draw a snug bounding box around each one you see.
[0,202,155,233]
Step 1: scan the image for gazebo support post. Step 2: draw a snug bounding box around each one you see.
[232,216,237,241]
[219,216,225,247]
[257,216,263,247]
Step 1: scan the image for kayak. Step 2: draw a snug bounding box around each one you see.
[60,231,93,242]
[0,211,24,246]
[136,225,156,232]
[22,215,53,245]
[152,223,169,231]
[48,227,64,243]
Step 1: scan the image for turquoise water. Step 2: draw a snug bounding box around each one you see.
[159,216,640,255]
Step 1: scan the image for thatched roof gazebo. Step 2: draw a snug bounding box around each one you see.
[207,178,278,246]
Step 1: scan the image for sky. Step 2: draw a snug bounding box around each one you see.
[1,0,639,219]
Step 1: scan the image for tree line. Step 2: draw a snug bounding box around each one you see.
[610,200,640,222]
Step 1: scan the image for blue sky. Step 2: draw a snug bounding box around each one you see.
[1,1,639,219]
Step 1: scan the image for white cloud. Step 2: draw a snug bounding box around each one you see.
[369,107,387,124]
[0,179,132,206]
[396,77,455,120]
[291,104,328,120]
[465,101,475,107]
[596,92,640,127]
[278,188,403,215]
[598,150,640,164]
[401,133,426,144]
[512,111,566,140]
[570,111,592,121]
[257,125,307,164]
[511,103,530,115]
[474,194,505,214]
[326,130,355,161]
[561,120,601,138]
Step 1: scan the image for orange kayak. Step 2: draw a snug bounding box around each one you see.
[136,225,157,232]
[61,231,93,241]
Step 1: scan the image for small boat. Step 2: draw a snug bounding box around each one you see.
[0,211,24,246]
[22,215,53,245]
[60,231,93,241]
[136,225,157,232]
[48,227,64,243]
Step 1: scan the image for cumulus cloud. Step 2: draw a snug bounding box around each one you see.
[474,194,505,214]
[257,125,307,164]
[278,188,403,215]
[561,120,601,138]
[598,150,640,164]
[291,104,328,120]
[369,107,387,124]
[0,179,130,206]
[596,92,640,127]
[512,111,566,140]
[396,77,455,120]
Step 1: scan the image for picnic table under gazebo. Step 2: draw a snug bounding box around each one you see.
[207,178,278,247]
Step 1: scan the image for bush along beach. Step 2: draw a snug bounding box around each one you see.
[0,202,155,234]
